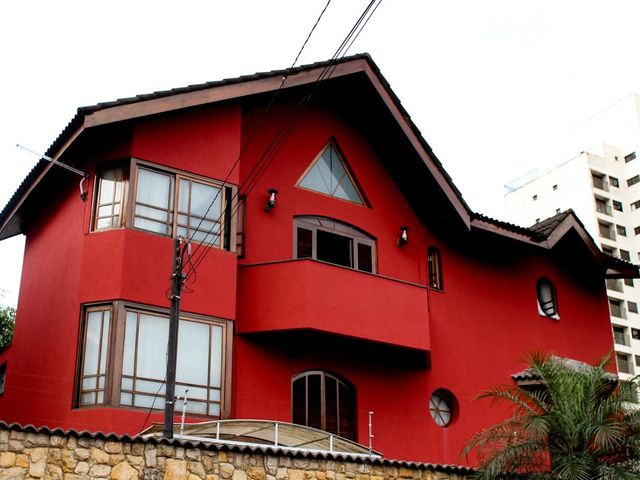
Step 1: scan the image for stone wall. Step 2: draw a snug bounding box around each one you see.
[0,425,471,480]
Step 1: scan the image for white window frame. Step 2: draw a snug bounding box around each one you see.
[293,216,376,273]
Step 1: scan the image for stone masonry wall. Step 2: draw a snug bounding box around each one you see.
[0,425,470,480]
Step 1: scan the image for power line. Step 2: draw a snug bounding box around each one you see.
[182,0,334,258]
[183,0,382,281]
[182,0,383,283]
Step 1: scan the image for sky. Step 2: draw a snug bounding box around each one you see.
[1,0,640,306]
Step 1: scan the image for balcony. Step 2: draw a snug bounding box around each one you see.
[606,278,624,292]
[592,176,609,192]
[596,203,612,216]
[237,259,430,352]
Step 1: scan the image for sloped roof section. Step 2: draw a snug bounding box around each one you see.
[0,53,636,279]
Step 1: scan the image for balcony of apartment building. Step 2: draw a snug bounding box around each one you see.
[592,172,610,192]
[595,197,612,216]
[606,278,624,293]
[236,258,430,354]
[609,298,627,320]
[599,221,616,241]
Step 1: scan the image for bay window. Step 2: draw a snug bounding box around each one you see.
[77,302,230,417]
[93,160,234,250]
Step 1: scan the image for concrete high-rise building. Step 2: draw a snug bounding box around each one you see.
[505,94,640,379]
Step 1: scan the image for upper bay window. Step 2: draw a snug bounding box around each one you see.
[92,161,235,250]
[77,302,231,417]
[294,216,375,273]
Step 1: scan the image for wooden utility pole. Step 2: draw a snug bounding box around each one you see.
[164,237,184,439]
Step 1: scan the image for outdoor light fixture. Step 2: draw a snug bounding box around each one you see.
[397,226,409,246]
[265,189,279,212]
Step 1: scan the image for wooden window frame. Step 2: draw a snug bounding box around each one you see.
[295,139,369,207]
[427,247,443,291]
[91,162,130,232]
[91,158,237,252]
[75,300,233,419]
[291,370,356,440]
[293,216,376,273]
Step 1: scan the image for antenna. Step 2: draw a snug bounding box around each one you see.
[17,144,89,200]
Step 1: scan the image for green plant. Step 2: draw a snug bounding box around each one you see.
[463,353,640,479]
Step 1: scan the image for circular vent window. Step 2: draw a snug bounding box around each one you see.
[429,389,456,427]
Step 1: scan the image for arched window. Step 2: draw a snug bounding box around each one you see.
[427,247,443,290]
[294,216,375,273]
[291,370,356,440]
[537,277,559,319]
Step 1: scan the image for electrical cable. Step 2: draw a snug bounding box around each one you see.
[182,0,383,283]
[182,0,382,279]
[182,0,334,257]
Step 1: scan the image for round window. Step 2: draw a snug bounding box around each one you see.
[429,390,456,427]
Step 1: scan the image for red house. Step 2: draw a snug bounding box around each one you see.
[0,54,632,464]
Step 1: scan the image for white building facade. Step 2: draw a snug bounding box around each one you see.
[504,94,640,379]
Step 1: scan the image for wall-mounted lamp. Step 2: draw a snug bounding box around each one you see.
[397,226,409,247]
[265,189,279,212]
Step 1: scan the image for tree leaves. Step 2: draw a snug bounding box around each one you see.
[464,353,640,479]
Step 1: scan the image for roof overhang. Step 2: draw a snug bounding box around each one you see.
[0,54,473,241]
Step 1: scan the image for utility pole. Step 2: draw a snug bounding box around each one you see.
[164,237,185,439]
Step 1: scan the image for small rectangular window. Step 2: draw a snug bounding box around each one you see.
[93,167,126,230]
[620,249,631,261]
[610,177,620,188]
[632,200,640,210]
[297,228,313,259]
[629,302,638,314]
[552,184,558,191]
[625,278,634,287]
[636,227,640,236]
[636,355,640,367]
[616,225,627,236]
[628,175,640,187]
[613,200,623,212]
[532,194,538,201]
[625,152,636,163]
[633,329,640,340]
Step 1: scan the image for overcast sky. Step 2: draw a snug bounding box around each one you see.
[1,1,640,306]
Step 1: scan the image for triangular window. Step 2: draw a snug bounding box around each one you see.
[298,143,364,205]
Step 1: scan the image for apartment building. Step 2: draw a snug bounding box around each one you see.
[505,94,640,379]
